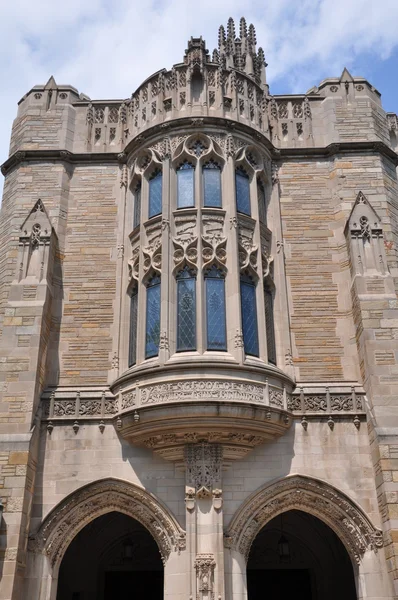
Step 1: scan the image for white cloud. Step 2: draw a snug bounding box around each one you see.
[1,0,398,195]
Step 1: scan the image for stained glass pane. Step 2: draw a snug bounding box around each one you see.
[257,179,267,225]
[203,163,222,207]
[206,277,227,350]
[264,285,276,365]
[177,276,196,351]
[240,280,259,356]
[133,184,141,228]
[129,289,138,366]
[145,282,161,358]
[177,163,195,208]
[235,169,251,215]
[149,171,162,218]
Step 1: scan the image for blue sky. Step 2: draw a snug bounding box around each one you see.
[0,0,398,196]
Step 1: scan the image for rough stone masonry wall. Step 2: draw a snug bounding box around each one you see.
[279,157,357,382]
[58,164,118,386]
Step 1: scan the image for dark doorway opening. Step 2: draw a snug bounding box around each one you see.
[57,512,163,600]
[247,510,357,600]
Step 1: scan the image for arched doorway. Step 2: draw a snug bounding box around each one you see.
[56,511,163,600]
[247,509,357,600]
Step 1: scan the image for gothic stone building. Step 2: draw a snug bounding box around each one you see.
[0,16,398,600]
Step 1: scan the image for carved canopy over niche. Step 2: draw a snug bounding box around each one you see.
[17,199,55,283]
[225,474,383,564]
[29,478,186,567]
[345,191,389,277]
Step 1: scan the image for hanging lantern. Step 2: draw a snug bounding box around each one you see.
[277,534,290,562]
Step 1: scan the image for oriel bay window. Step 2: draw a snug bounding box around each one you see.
[177,161,195,208]
[148,169,162,218]
[133,181,141,229]
[145,274,161,359]
[128,286,138,367]
[264,282,277,365]
[203,160,222,208]
[240,273,259,357]
[235,166,251,215]
[176,266,196,352]
[205,265,227,351]
[257,178,267,225]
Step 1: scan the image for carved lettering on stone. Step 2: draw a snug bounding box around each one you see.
[141,380,265,405]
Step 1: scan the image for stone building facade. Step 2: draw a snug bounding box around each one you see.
[0,16,397,600]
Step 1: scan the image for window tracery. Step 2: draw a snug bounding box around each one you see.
[204,266,227,351]
[176,266,197,352]
[145,274,161,359]
[203,160,222,208]
[177,161,195,208]
[235,167,251,215]
[240,272,259,357]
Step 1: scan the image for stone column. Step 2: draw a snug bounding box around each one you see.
[185,443,225,600]
[356,549,395,600]
[224,547,247,600]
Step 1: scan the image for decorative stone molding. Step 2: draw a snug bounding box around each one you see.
[29,478,185,567]
[288,385,365,416]
[201,213,227,269]
[185,442,223,496]
[194,553,216,600]
[225,474,383,564]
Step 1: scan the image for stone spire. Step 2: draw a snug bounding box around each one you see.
[214,17,267,86]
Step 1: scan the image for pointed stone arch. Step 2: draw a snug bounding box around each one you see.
[29,478,186,568]
[224,474,383,564]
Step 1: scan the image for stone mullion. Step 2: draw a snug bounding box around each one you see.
[224,155,244,363]
[159,158,171,364]
[136,180,147,366]
[196,161,204,355]
[250,174,268,363]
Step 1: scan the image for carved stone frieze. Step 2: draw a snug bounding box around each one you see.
[173,214,198,270]
[143,222,162,275]
[29,479,186,566]
[225,474,383,564]
[141,379,265,405]
[238,220,257,275]
[121,389,136,410]
[128,246,140,281]
[201,213,227,268]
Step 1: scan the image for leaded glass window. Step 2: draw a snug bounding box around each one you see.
[235,167,251,215]
[145,275,161,359]
[240,274,259,357]
[264,283,276,365]
[205,266,227,351]
[257,179,267,225]
[177,266,196,351]
[177,161,195,208]
[133,182,141,229]
[203,161,222,208]
[129,287,138,367]
[149,169,162,218]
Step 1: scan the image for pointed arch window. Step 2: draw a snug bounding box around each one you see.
[176,266,196,352]
[129,285,138,367]
[203,160,222,208]
[149,169,162,219]
[133,182,141,229]
[257,178,267,225]
[177,161,195,209]
[235,167,251,216]
[205,265,227,351]
[264,282,276,365]
[145,274,161,359]
[240,273,259,357]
